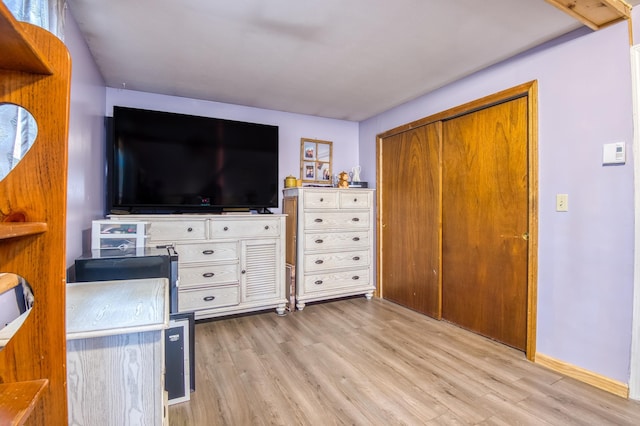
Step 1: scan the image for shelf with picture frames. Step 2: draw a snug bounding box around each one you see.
[300,138,332,184]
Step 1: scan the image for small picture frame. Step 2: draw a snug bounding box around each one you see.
[300,138,332,184]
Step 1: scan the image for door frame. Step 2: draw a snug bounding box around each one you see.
[376,81,539,360]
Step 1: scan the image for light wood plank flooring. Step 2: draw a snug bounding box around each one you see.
[169,297,640,425]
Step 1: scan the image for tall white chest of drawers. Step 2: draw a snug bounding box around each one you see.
[283,188,375,310]
[110,214,287,319]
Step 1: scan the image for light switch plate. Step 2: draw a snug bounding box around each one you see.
[556,194,568,212]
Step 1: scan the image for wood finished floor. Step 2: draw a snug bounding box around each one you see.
[169,297,640,425]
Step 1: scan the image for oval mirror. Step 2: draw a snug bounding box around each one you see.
[0,273,34,350]
[0,103,38,182]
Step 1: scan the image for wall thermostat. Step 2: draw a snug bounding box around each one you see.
[602,142,625,165]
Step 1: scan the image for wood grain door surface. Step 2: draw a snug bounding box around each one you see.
[442,97,529,350]
[379,122,442,318]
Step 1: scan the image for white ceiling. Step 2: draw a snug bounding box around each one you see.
[66,0,632,121]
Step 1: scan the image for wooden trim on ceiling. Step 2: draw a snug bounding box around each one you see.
[545,0,631,31]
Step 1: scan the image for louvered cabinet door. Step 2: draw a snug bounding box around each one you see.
[241,238,283,302]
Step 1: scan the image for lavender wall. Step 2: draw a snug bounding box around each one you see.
[64,7,107,268]
[359,17,637,383]
[104,88,360,214]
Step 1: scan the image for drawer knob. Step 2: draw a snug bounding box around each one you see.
[320,198,324,202]
[314,280,323,285]
[315,259,324,264]
[354,198,358,202]
[187,227,193,232]
[315,239,324,244]
[241,270,246,274]
[203,272,215,278]
[314,218,323,223]
[352,217,360,222]
[203,296,216,302]
[223,226,229,231]
[353,256,360,261]
[352,237,360,242]
[202,249,215,255]
[352,276,360,280]
[264,225,269,230]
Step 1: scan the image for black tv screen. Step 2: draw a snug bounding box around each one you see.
[107,106,279,214]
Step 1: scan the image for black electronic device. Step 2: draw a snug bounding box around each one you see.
[106,106,279,214]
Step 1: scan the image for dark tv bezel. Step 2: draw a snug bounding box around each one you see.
[105,107,279,215]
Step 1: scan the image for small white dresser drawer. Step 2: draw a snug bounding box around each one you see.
[304,250,370,272]
[179,285,239,311]
[303,269,371,293]
[303,211,370,230]
[179,263,238,287]
[210,218,280,239]
[303,231,370,251]
[176,241,238,263]
[148,220,207,241]
[339,191,371,209]
[303,191,338,208]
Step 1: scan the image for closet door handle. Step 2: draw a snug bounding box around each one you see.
[203,296,216,302]
[203,272,215,278]
[202,249,214,255]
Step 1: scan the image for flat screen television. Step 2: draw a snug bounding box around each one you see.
[106,106,279,214]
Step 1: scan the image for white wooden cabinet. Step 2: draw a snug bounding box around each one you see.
[66,278,169,426]
[110,214,287,319]
[283,188,375,310]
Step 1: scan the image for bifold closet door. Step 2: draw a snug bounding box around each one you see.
[379,122,442,318]
[442,97,529,350]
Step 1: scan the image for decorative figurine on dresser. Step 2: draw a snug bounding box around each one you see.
[282,187,375,310]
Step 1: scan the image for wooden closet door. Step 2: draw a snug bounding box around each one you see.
[442,97,528,350]
[379,122,442,318]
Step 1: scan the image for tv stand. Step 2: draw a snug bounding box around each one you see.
[253,207,273,214]
[109,214,287,319]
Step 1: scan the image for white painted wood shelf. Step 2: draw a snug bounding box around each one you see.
[66,278,170,426]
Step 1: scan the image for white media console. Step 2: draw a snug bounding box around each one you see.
[109,214,287,320]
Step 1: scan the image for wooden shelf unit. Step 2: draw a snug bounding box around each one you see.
[0,2,71,425]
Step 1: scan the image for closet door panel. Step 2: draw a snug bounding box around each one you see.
[379,122,442,318]
[442,97,528,350]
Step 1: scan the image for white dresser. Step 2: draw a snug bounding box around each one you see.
[66,278,169,426]
[283,188,375,310]
[110,214,287,319]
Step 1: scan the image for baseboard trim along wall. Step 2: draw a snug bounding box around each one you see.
[535,353,629,398]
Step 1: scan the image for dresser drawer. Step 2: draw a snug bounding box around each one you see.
[303,191,338,208]
[303,269,371,293]
[303,211,370,230]
[176,241,238,263]
[148,220,207,241]
[339,191,371,209]
[179,285,239,311]
[303,231,370,251]
[179,263,238,287]
[210,218,280,239]
[304,250,370,272]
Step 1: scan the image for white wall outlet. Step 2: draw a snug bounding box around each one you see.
[556,194,569,212]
